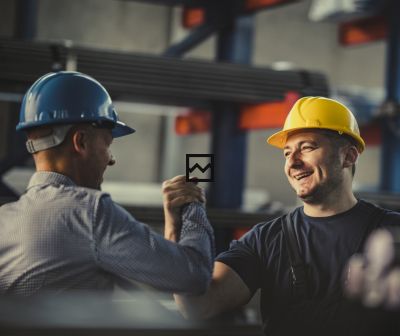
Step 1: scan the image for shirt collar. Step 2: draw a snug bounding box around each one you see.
[27,171,76,189]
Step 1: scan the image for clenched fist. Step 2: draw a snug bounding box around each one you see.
[162,175,205,242]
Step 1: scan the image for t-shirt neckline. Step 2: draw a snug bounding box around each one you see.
[300,200,361,223]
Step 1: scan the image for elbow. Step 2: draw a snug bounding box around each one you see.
[193,276,210,296]
[178,244,213,294]
[179,251,212,295]
[174,293,211,320]
[176,269,210,296]
[188,263,212,295]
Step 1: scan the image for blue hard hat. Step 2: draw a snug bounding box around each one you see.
[16,71,135,138]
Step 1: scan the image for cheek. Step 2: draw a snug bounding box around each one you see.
[102,148,113,167]
[98,150,108,167]
[89,149,108,170]
[284,159,291,173]
[319,153,339,173]
[97,141,112,166]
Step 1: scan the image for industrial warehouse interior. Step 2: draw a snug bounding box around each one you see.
[0,0,399,335]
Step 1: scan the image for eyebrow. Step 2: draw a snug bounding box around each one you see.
[284,140,318,150]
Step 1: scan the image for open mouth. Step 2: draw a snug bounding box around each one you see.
[293,171,313,181]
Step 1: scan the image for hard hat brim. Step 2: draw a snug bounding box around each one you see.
[17,119,136,139]
[267,126,365,153]
[112,121,136,138]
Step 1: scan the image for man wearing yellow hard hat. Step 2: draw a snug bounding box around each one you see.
[175,96,400,335]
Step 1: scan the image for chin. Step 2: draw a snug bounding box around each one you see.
[298,190,324,204]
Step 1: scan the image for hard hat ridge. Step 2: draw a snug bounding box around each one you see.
[17,71,135,139]
[267,96,365,153]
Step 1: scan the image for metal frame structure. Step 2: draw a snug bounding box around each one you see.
[115,0,400,206]
[0,0,38,197]
[0,39,328,105]
[0,0,327,212]
[381,0,400,193]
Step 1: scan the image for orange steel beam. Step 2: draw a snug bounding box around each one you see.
[182,0,298,29]
[339,16,387,46]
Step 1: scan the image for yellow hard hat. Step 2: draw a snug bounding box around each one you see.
[266,96,365,153]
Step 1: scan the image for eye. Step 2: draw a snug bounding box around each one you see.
[284,151,291,158]
[301,145,315,152]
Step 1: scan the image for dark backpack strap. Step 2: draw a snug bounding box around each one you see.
[282,213,308,300]
[282,203,386,301]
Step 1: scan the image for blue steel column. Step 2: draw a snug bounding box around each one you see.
[380,1,400,192]
[14,0,38,40]
[208,14,254,252]
[0,0,38,198]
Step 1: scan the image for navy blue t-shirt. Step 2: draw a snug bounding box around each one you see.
[216,200,400,336]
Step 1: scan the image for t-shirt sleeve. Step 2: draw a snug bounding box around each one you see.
[380,209,400,228]
[216,224,264,295]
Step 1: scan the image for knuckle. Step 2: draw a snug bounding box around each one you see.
[172,175,185,182]
[164,192,176,202]
[162,185,172,193]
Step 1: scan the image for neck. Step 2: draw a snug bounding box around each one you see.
[34,153,81,186]
[302,185,357,217]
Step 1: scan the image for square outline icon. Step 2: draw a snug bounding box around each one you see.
[186,154,214,182]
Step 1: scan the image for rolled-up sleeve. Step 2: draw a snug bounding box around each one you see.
[92,195,214,294]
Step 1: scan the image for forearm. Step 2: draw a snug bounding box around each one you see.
[98,225,213,293]
[178,203,215,275]
[159,203,215,294]
[135,203,214,293]
[162,174,205,243]
[96,195,213,294]
[174,262,253,320]
[174,280,236,320]
[164,207,181,242]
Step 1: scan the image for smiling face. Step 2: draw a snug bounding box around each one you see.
[283,130,346,204]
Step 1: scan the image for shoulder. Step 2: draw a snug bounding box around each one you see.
[87,191,133,222]
[48,185,127,221]
[240,216,279,243]
[358,199,400,227]
[246,207,301,236]
[59,185,111,207]
[232,207,302,249]
[23,178,112,212]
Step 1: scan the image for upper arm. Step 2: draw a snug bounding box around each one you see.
[175,261,252,319]
[175,224,266,319]
[209,261,253,314]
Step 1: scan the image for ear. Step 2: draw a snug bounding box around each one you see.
[342,145,358,168]
[71,129,89,155]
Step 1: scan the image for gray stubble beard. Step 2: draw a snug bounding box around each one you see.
[297,153,344,205]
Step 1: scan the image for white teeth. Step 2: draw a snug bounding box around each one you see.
[294,172,311,180]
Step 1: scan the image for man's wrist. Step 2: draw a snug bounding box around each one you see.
[164,209,182,242]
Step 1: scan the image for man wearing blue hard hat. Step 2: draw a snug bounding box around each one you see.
[0,71,214,296]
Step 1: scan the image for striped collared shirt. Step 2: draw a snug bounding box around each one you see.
[0,172,214,296]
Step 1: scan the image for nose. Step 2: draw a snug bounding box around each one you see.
[108,155,116,166]
[286,150,303,169]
